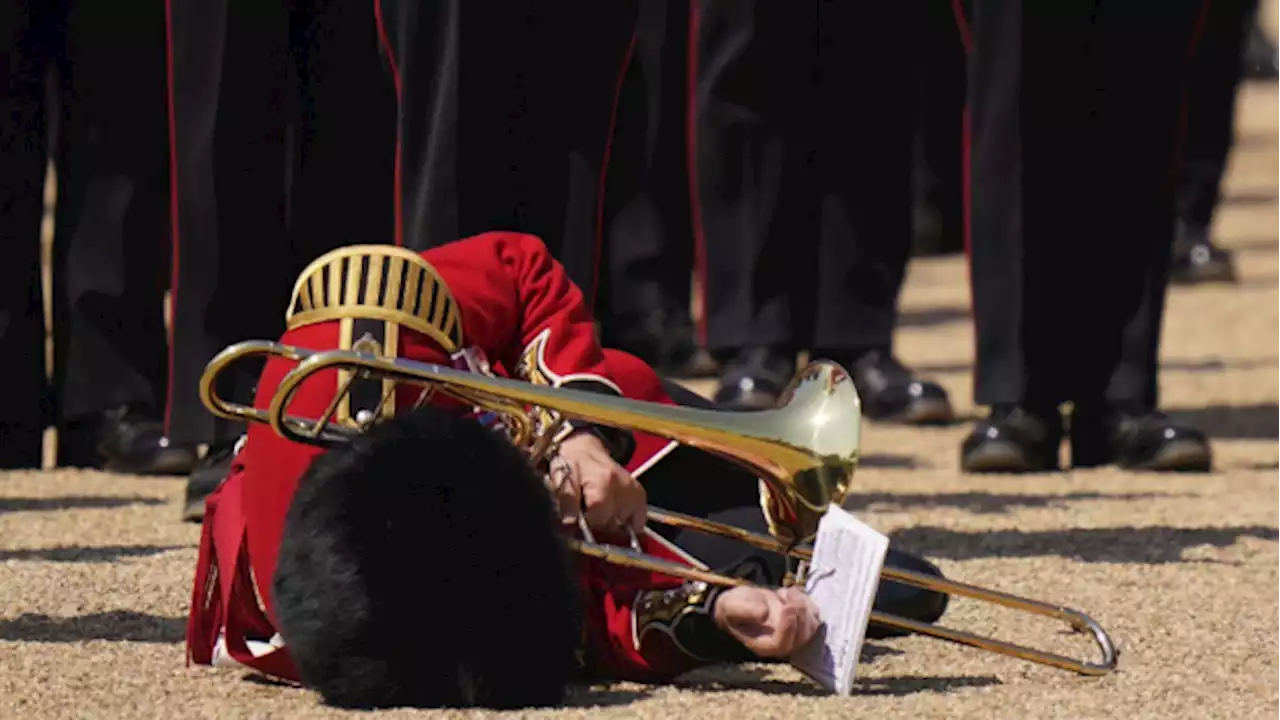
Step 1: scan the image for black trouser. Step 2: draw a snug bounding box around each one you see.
[598,0,698,356]
[694,0,918,358]
[0,0,169,457]
[966,1,1207,412]
[641,380,788,577]
[911,0,967,257]
[165,0,396,447]
[375,0,637,303]
[1179,0,1257,232]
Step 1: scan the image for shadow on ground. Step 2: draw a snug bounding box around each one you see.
[1221,188,1278,207]
[849,491,1190,515]
[0,544,189,563]
[563,687,656,709]
[1166,403,1279,439]
[860,454,923,469]
[0,611,185,643]
[0,495,165,514]
[855,675,1002,696]
[898,306,969,329]
[1222,234,1280,252]
[675,661,999,697]
[890,525,1279,564]
[915,357,1279,376]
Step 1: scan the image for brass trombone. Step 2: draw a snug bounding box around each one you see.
[200,340,1119,677]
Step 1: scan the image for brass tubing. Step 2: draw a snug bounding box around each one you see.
[199,340,1119,677]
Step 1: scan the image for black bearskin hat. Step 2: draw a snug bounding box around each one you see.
[272,405,582,710]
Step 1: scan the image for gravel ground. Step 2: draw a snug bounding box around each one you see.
[1,84,1276,720]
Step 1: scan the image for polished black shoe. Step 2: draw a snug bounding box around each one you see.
[867,548,949,639]
[0,424,44,470]
[1070,407,1212,472]
[58,405,198,476]
[1243,22,1279,80]
[961,405,1064,473]
[183,440,238,522]
[603,308,720,380]
[712,348,796,410]
[1171,222,1237,285]
[839,349,954,425]
[658,344,720,380]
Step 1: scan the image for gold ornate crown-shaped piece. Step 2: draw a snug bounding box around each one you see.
[285,245,464,352]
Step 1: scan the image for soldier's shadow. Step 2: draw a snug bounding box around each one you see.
[0,611,185,643]
[670,643,996,697]
[0,495,165,514]
[564,686,656,708]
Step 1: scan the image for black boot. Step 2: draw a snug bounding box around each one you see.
[713,348,797,410]
[603,307,719,380]
[1243,21,1279,80]
[867,548,950,639]
[182,439,240,522]
[839,349,954,425]
[961,405,1064,473]
[58,405,198,476]
[1171,221,1237,285]
[0,424,44,470]
[1070,404,1213,472]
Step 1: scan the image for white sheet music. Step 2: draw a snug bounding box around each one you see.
[789,505,890,696]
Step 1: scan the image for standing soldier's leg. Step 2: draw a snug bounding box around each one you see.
[166,0,293,450]
[911,0,966,258]
[52,0,194,474]
[1172,0,1256,285]
[960,0,1213,473]
[376,0,637,299]
[0,1,52,469]
[808,0,954,426]
[1068,0,1212,472]
[960,1,1093,472]
[288,0,396,270]
[600,0,708,377]
[167,0,295,518]
[694,0,810,409]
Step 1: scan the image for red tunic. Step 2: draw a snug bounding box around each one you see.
[186,232,706,685]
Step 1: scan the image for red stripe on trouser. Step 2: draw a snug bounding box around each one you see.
[590,29,638,313]
[949,0,976,353]
[1173,0,1216,187]
[952,0,1212,394]
[162,0,181,436]
[686,1,708,348]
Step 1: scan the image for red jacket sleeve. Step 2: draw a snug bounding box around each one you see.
[490,234,617,393]
[487,234,638,461]
[573,529,762,683]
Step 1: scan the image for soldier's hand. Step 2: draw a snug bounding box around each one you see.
[713,586,822,659]
[553,431,647,534]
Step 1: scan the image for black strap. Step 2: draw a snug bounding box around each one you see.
[348,318,388,420]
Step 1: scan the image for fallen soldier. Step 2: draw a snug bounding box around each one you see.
[185,234,948,708]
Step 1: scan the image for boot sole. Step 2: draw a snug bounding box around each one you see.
[896,398,957,426]
[103,450,198,477]
[181,499,206,523]
[962,441,1059,474]
[1171,267,1238,285]
[1122,439,1213,473]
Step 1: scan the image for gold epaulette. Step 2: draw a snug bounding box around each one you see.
[285,245,464,353]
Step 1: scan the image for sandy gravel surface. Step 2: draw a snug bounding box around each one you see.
[1,86,1276,720]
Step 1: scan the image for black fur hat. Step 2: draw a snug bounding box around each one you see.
[272,405,582,710]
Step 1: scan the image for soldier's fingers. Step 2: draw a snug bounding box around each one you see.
[548,457,580,524]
